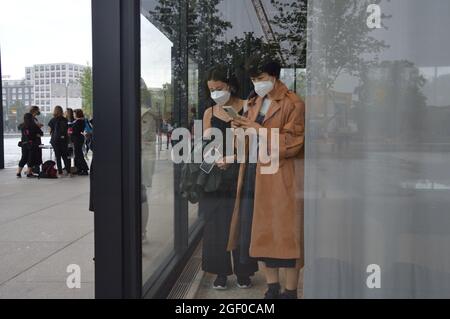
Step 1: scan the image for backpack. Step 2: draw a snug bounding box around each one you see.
[84,119,93,134]
[38,161,58,179]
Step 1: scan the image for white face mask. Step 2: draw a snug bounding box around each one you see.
[253,79,275,98]
[210,90,231,106]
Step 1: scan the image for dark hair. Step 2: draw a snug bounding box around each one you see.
[66,108,74,121]
[23,113,34,129]
[205,65,240,97]
[74,109,84,119]
[29,105,40,115]
[245,54,282,79]
[53,105,64,118]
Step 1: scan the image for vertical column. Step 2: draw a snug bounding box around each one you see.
[92,0,141,299]
[0,50,4,169]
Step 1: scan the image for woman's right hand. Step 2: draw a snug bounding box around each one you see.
[216,155,235,170]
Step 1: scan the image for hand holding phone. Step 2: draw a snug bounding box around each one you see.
[222,106,239,119]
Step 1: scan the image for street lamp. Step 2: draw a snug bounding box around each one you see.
[65,81,70,109]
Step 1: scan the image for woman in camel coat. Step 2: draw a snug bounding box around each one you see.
[228,55,305,299]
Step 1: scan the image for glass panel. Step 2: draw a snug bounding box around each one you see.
[184,0,307,298]
[305,0,450,298]
[140,2,176,283]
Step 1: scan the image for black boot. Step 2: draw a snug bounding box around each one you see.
[264,283,280,299]
[279,288,298,299]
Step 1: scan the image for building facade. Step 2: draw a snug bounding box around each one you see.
[1,78,34,131]
[25,63,86,114]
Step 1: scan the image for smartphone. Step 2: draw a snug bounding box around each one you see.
[223,106,240,119]
[200,146,222,174]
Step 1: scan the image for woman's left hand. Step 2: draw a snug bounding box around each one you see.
[232,116,262,130]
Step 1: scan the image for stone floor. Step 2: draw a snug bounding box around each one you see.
[194,254,304,299]
[0,168,94,299]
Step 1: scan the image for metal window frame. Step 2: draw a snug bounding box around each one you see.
[92,0,204,299]
[92,0,141,299]
[0,50,4,169]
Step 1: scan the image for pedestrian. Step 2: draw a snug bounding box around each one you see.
[65,108,75,170]
[200,65,258,290]
[71,109,89,175]
[48,106,71,176]
[29,106,43,173]
[228,55,305,299]
[16,113,44,178]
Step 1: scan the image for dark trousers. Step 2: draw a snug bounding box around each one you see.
[200,191,259,277]
[52,141,71,174]
[73,138,89,172]
[18,147,30,168]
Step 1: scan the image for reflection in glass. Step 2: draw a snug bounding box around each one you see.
[140,8,175,283]
[305,0,450,298]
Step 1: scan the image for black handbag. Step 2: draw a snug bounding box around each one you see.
[180,141,224,203]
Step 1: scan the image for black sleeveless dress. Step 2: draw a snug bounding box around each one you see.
[200,107,259,277]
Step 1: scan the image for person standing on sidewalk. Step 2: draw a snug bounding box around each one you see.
[17,113,43,178]
[48,106,71,176]
[201,65,258,290]
[71,109,89,175]
[228,55,305,299]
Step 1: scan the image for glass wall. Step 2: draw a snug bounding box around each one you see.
[139,0,307,293]
[305,0,450,298]
[140,7,175,283]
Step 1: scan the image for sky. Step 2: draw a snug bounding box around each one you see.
[0,0,92,79]
[140,14,172,88]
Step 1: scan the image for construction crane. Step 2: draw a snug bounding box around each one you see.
[250,0,285,64]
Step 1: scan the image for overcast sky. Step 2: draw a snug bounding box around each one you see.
[0,0,92,79]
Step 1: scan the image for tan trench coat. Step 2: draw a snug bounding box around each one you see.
[227,80,305,267]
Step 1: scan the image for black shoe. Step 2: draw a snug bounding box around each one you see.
[264,289,280,299]
[213,275,227,290]
[26,174,37,178]
[279,290,298,299]
[264,283,281,299]
[16,173,22,178]
[237,276,252,289]
[78,171,89,176]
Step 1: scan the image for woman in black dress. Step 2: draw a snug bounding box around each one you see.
[16,113,44,178]
[71,109,89,175]
[200,65,258,290]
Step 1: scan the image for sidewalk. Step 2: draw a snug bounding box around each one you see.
[0,168,94,299]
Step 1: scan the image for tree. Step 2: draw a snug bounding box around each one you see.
[141,79,152,109]
[306,0,391,94]
[270,0,308,68]
[79,65,93,117]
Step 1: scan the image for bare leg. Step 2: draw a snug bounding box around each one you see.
[262,263,280,284]
[285,267,300,291]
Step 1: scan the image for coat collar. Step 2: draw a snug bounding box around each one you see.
[247,80,289,124]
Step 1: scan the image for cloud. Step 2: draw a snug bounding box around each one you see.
[0,0,92,79]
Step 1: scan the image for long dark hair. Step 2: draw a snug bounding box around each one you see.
[205,65,241,98]
[66,108,74,122]
[22,113,35,129]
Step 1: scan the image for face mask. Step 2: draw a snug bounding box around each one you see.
[253,79,275,98]
[210,90,231,106]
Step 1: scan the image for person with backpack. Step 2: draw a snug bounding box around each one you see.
[71,109,89,176]
[48,106,71,176]
[84,117,93,158]
[65,108,76,170]
[16,113,43,178]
